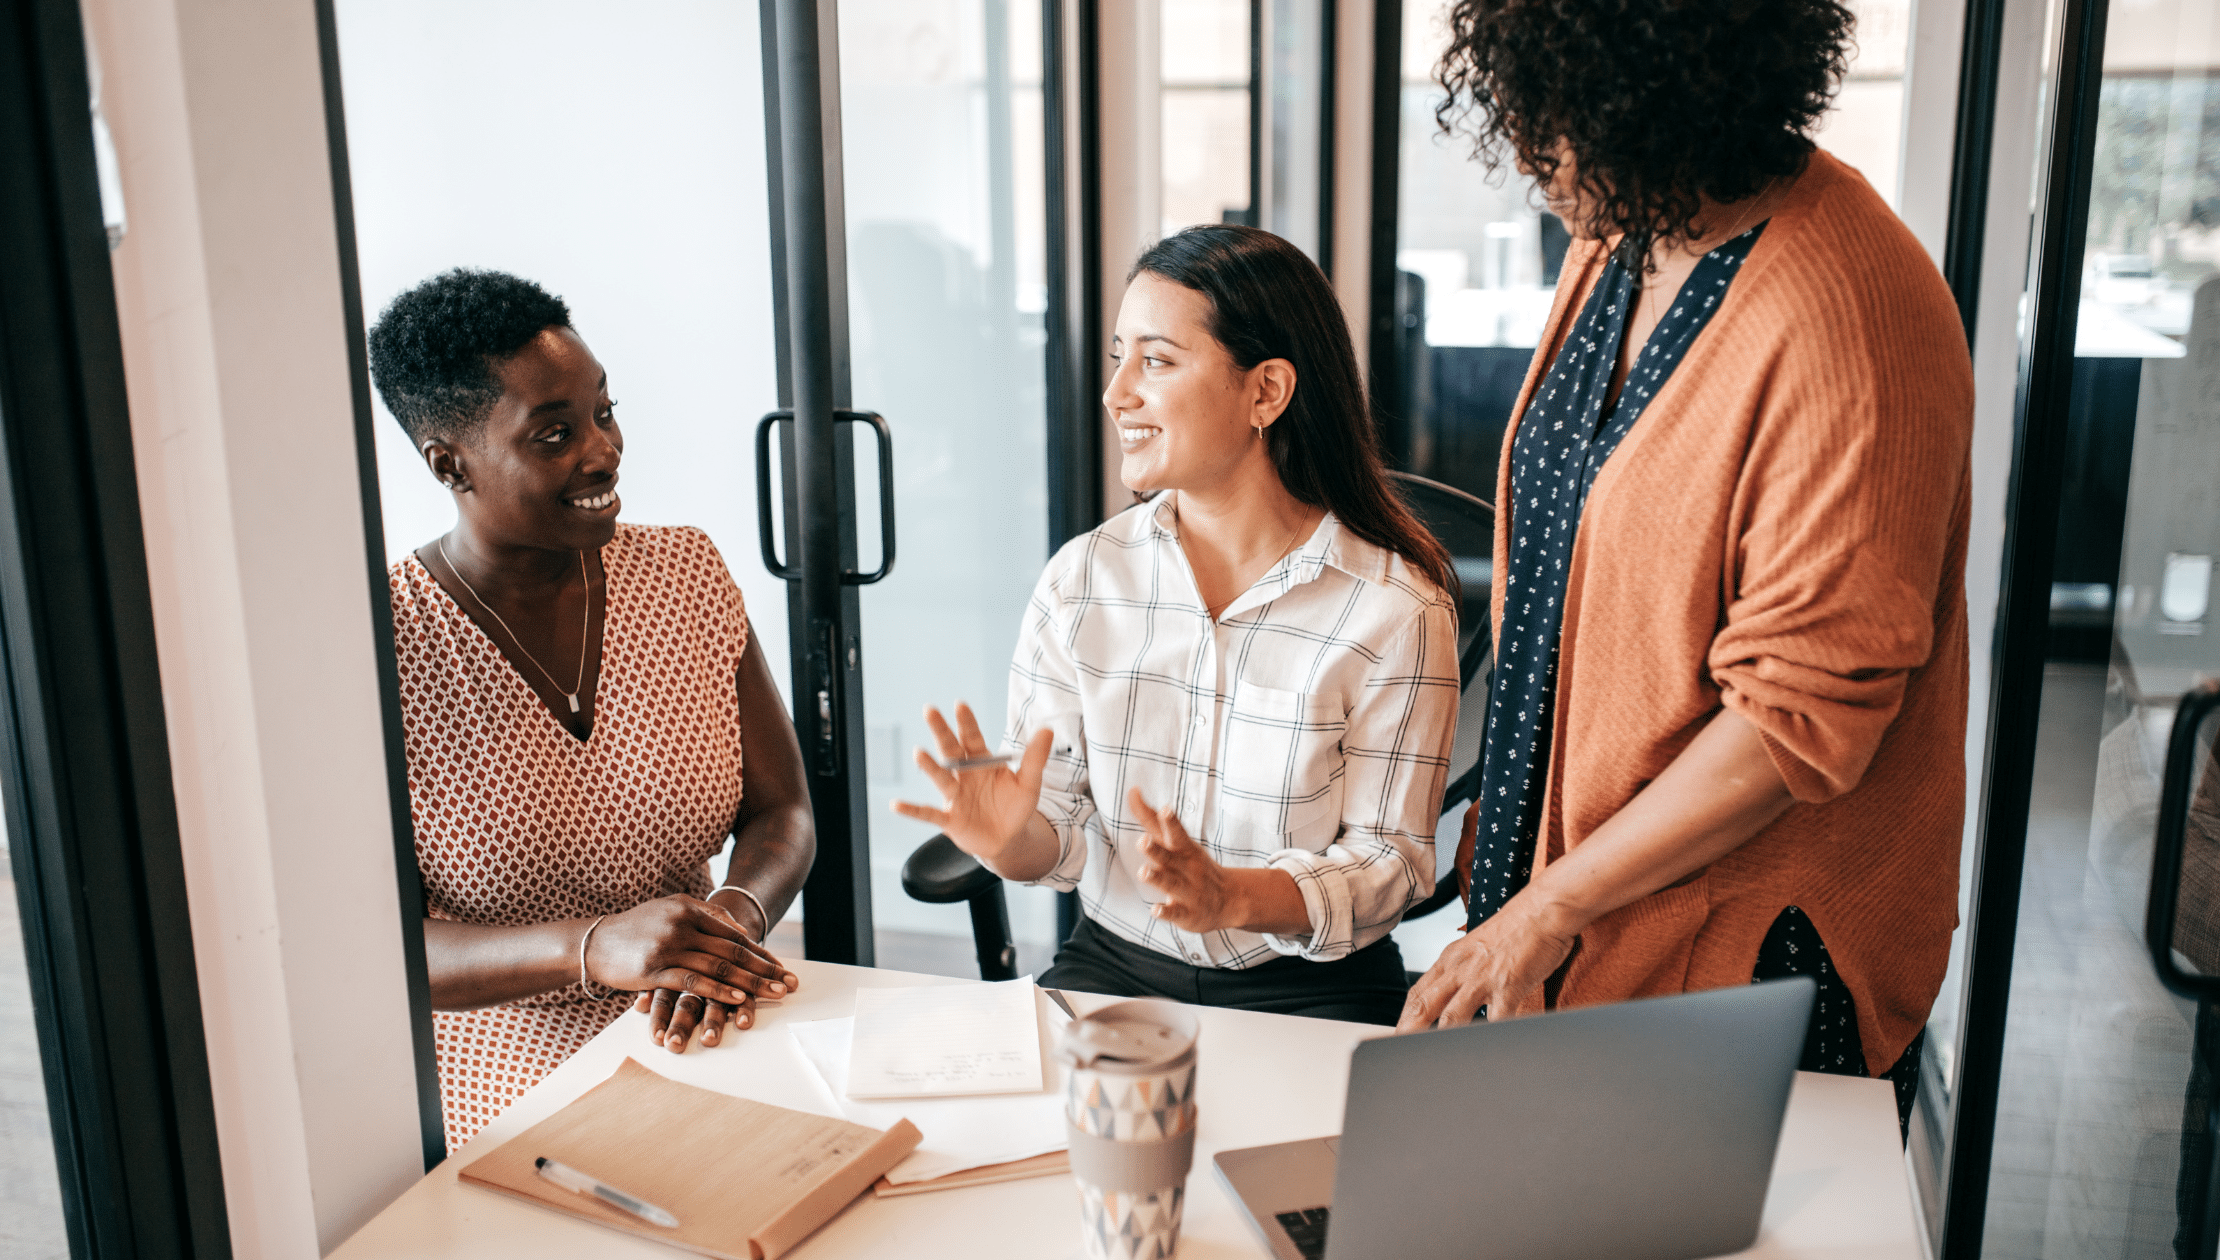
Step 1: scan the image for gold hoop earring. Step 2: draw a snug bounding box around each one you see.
[1253,424,1264,440]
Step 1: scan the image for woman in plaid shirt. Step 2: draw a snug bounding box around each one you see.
[896,226,1461,1024]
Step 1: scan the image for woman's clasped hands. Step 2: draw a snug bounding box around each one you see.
[581,894,799,1054]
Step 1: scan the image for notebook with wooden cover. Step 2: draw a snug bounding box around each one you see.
[460,1057,922,1259]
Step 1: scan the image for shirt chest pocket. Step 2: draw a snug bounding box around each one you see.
[1219,680,1345,850]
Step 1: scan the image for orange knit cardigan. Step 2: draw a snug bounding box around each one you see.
[1490,150,1974,1075]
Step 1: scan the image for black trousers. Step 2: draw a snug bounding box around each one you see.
[1041,915,1411,1026]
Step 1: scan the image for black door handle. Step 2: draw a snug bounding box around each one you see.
[2146,678,2220,1000]
[841,410,896,585]
[754,408,897,585]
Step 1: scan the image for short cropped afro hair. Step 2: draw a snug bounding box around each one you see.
[367,268,572,446]
[1433,0,1856,251]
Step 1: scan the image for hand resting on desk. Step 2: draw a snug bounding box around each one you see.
[426,895,798,1054]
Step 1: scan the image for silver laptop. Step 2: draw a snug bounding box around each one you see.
[1215,978,1816,1260]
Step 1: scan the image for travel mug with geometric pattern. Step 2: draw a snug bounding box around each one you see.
[1058,999,1201,1260]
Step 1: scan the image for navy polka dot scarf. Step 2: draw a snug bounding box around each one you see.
[1466,223,1767,929]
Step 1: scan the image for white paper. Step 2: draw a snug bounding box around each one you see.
[844,977,1045,1099]
[787,986,1073,1184]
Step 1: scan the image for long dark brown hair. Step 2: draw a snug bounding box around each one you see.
[1129,225,1456,600]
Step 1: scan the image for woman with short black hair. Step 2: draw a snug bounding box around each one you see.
[1397,0,1972,1128]
[897,226,1460,1026]
[371,269,813,1150]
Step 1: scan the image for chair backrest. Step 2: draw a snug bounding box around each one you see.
[1388,471,1492,814]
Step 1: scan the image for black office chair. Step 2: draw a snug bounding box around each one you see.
[900,471,1494,979]
[1389,472,1494,922]
[900,832,1022,980]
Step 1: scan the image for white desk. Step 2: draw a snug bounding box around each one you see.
[329,960,1921,1259]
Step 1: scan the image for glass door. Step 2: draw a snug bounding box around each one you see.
[777,0,1341,972]
[759,0,1071,972]
[832,0,1062,973]
[332,0,796,966]
[1957,2,2220,1254]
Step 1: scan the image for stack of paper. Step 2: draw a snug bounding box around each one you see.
[789,978,1072,1188]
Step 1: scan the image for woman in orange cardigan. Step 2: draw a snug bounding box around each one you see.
[1397,0,1972,1127]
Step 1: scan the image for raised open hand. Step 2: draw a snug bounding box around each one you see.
[1129,789,1239,932]
[891,703,1054,872]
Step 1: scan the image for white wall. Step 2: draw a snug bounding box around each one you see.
[1096,0,1162,516]
[78,0,426,1252]
[332,0,788,682]
[1331,0,1378,368]
[1898,0,1969,263]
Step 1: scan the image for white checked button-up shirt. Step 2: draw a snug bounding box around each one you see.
[1007,495,1459,967]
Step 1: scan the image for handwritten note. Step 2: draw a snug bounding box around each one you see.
[844,978,1043,1099]
[790,988,1073,1184]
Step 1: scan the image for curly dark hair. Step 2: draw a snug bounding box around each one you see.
[367,268,572,446]
[1433,0,1856,249]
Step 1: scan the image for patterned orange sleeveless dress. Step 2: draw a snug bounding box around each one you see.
[389,523,749,1152]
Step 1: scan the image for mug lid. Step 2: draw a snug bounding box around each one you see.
[1056,998,1199,1072]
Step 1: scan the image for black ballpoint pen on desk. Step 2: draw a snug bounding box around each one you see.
[534,1157,679,1228]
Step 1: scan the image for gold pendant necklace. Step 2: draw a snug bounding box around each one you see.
[438,538,593,714]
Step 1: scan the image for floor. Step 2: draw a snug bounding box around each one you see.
[1978,662,2200,1259]
[0,868,68,1260]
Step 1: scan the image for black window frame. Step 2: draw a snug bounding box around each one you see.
[1931,1,2113,1257]
[0,0,234,1255]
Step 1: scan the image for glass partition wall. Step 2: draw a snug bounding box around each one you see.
[1957,3,2220,1255]
[1,809,65,1260]
[837,0,1060,972]
[1156,0,1334,261]
[1161,0,1255,234]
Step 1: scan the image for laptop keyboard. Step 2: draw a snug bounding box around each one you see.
[1275,1207,1330,1259]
